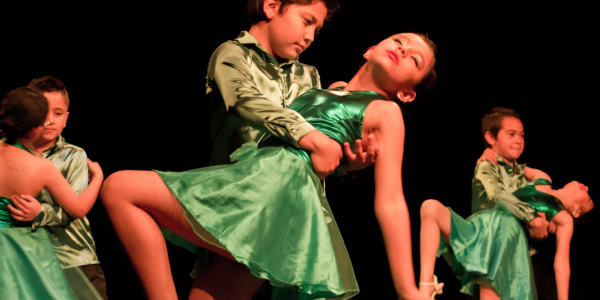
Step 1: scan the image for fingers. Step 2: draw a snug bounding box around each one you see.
[343,142,356,159]
[365,134,378,162]
[7,204,24,216]
[9,195,27,210]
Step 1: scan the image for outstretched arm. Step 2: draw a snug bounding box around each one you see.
[551,212,573,300]
[363,100,423,299]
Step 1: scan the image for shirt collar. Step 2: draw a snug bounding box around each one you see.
[496,153,525,175]
[41,135,65,156]
[235,31,298,67]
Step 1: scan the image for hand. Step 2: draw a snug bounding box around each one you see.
[8,194,41,222]
[345,133,378,172]
[476,148,497,165]
[298,130,343,179]
[528,212,549,240]
[87,159,104,182]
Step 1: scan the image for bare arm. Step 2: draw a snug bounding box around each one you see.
[40,159,103,219]
[524,166,552,182]
[34,149,89,226]
[363,100,420,299]
[551,211,573,300]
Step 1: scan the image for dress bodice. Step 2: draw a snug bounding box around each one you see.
[513,178,565,222]
[0,197,13,228]
[259,88,386,162]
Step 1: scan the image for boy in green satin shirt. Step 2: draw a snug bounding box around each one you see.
[472,106,558,300]
[14,76,108,299]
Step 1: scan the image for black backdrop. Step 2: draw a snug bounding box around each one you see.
[2,1,598,299]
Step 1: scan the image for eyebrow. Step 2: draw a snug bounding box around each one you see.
[400,34,425,70]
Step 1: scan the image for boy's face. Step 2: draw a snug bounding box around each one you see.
[39,91,69,144]
[267,1,327,60]
[489,116,524,164]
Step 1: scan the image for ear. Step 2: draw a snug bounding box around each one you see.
[396,90,416,103]
[570,206,581,218]
[64,111,69,128]
[484,131,497,147]
[363,46,376,59]
[264,0,281,20]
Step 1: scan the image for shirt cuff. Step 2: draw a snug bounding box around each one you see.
[288,121,316,145]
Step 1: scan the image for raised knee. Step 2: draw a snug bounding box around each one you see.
[420,199,441,219]
[100,171,130,206]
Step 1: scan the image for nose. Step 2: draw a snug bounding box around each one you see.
[397,44,408,57]
[45,114,54,125]
[304,29,315,47]
[516,135,524,144]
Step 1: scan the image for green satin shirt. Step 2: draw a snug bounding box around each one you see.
[206,31,321,166]
[472,154,536,222]
[32,135,100,269]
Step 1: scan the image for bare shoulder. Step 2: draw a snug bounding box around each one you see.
[553,211,574,228]
[365,100,402,121]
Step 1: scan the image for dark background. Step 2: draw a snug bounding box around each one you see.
[2,1,598,299]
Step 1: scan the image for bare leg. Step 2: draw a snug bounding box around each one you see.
[100,170,241,300]
[479,284,501,300]
[188,255,264,300]
[418,199,451,298]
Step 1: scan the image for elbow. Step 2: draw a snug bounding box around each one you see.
[67,209,86,219]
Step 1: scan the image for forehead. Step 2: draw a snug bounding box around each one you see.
[501,116,523,130]
[43,91,68,109]
[284,1,327,24]
[395,33,433,58]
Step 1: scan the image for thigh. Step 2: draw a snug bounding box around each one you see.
[103,170,225,254]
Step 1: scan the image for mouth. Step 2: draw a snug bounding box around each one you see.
[295,43,306,52]
[387,51,398,64]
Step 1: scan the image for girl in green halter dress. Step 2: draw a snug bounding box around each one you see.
[418,177,594,300]
[0,87,104,300]
[100,32,437,300]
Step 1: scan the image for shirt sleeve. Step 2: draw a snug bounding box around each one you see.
[493,190,537,222]
[472,161,503,212]
[208,42,316,146]
[32,149,89,228]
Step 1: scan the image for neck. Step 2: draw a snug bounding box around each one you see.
[14,137,34,150]
[344,65,390,99]
[32,138,56,156]
[543,188,572,208]
[248,25,277,61]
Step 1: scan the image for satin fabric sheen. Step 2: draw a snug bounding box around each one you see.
[439,179,563,300]
[156,88,386,299]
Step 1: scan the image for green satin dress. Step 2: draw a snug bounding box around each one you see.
[0,142,104,300]
[0,141,77,300]
[438,178,563,300]
[156,88,386,300]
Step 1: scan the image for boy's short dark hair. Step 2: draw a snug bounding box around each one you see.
[0,87,48,140]
[481,107,521,148]
[27,76,70,109]
[247,0,341,25]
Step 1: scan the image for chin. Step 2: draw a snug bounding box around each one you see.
[41,133,58,142]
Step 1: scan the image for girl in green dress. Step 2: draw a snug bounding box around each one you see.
[100,32,437,300]
[0,87,104,300]
[418,176,594,300]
